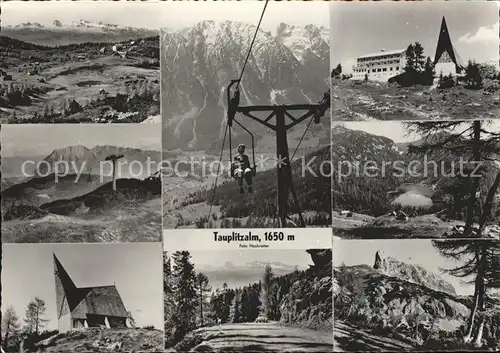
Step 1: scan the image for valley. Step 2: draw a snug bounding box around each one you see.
[331,121,500,239]
[1,144,162,243]
[333,241,500,351]
[0,22,160,123]
[161,20,331,228]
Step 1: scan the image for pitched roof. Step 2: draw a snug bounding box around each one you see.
[357,49,406,60]
[434,16,464,69]
[53,254,129,320]
[71,285,129,319]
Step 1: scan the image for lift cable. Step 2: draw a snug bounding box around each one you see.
[208,123,229,221]
[204,0,270,226]
[290,115,315,163]
[236,0,270,87]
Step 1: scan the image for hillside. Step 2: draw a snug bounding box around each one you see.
[0,34,160,123]
[331,124,500,239]
[28,327,163,352]
[331,76,500,121]
[2,177,161,243]
[161,20,330,151]
[3,20,158,47]
[165,146,332,228]
[334,251,500,351]
[170,249,333,352]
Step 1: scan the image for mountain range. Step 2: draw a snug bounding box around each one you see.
[2,20,158,46]
[161,20,330,152]
[198,260,305,291]
[2,145,162,181]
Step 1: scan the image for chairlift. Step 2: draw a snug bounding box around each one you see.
[226,80,256,178]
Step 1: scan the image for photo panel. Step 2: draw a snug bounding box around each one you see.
[332,119,500,240]
[333,238,500,352]
[1,242,164,352]
[161,1,332,229]
[329,0,499,121]
[0,0,161,123]
[164,229,333,352]
[1,123,162,243]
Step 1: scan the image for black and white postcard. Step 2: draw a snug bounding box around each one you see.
[333,239,500,352]
[0,1,161,123]
[1,124,162,243]
[2,243,164,353]
[164,231,333,352]
[332,120,500,240]
[330,1,499,121]
[161,1,332,229]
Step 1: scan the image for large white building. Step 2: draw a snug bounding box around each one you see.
[352,49,407,82]
[351,17,463,83]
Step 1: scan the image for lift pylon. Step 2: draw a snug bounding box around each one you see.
[227,83,330,227]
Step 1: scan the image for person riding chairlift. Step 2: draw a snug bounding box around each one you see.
[232,144,253,194]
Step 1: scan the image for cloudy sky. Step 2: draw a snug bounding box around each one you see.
[330,1,499,73]
[2,243,163,330]
[3,1,329,31]
[159,1,329,30]
[168,249,313,292]
[334,120,500,144]
[333,239,492,296]
[1,124,161,157]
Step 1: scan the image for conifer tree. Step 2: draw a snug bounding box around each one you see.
[171,251,197,342]
[195,272,211,327]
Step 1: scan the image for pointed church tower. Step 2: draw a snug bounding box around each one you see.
[53,253,79,332]
[434,16,463,76]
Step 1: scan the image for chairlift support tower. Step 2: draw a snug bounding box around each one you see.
[226,80,330,228]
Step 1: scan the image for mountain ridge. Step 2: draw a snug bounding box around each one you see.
[161,20,329,151]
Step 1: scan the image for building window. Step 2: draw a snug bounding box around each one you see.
[390,67,393,71]
[383,68,387,72]
[396,67,399,71]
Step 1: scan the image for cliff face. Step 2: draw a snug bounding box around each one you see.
[334,264,470,343]
[279,249,333,330]
[373,250,457,296]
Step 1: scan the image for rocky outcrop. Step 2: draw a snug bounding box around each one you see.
[306,248,332,272]
[373,250,456,295]
[334,264,470,343]
[279,273,333,330]
[278,248,333,330]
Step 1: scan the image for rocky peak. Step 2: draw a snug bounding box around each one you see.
[306,249,332,272]
[373,250,457,296]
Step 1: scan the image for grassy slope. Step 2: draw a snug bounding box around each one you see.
[2,178,161,243]
[0,36,160,122]
[32,328,163,353]
[332,79,500,121]
[171,146,332,227]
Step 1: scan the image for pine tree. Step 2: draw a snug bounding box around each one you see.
[171,251,198,343]
[432,240,500,347]
[465,60,484,89]
[405,44,416,73]
[163,252,175,346]
[229,289,243,323]
[413,42,425,72]
[195,272,211,327]
[2,306,21,350]
[24,297,49,335]
[404,121,500,237]
[259,265,274,319]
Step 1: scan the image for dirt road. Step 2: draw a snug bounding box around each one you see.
[179,322,332,352]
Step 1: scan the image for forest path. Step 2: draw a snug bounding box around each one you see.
[188,322,332,352]
[334,321,414,352]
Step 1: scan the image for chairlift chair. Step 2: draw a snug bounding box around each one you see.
[226,80,257,178]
